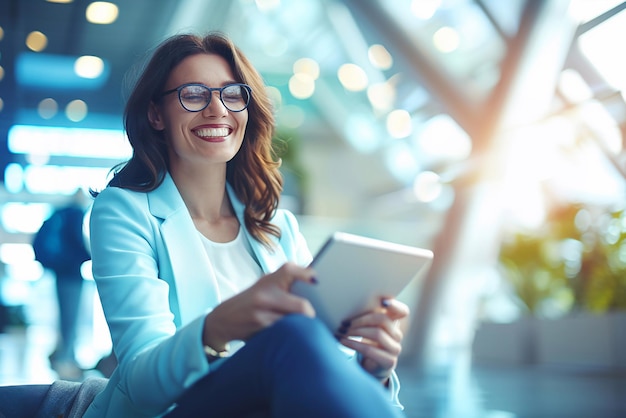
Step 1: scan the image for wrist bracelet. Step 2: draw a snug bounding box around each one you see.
[203,343,230,360]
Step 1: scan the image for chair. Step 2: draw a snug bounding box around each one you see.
[0,377,108,418]
[0,378,272,418]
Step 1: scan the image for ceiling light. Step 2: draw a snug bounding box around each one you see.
[0,65,4,81]
[413,171,443,203]
[38,98,59,120]
[293,58,320,80]
[337,64,368,91]
[46,0,74,3]
[86,2,119,24]
[66,100,88,122]
[25,31,48,52]
[3,163,24,194]
[23,165,112,196]
[17,52,110,89]
[289,74,315,99]
[74,55,104,78]
[432,26,460,53]
[368,44,393,70]
[367,82,395,112]
[386,109,412,138]
[8,125,131,159]
[0,26,4,41]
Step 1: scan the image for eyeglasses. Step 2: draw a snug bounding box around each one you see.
[160,83,252,112]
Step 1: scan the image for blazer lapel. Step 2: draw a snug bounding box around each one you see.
[148,175,220,326]
[226,183,286,274]
[145,176,287,326]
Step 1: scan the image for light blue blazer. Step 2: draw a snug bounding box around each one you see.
[83,173,400,418]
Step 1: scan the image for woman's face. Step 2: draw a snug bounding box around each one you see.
[149,53,249,172]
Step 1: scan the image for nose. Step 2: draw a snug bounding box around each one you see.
[202,92,228,117]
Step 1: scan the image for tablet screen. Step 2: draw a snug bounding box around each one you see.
[291,232,433,331]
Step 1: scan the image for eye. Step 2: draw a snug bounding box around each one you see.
[222,85,245,102]
[181,85,209,103]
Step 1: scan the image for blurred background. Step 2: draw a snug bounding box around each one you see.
[1,0,626,416]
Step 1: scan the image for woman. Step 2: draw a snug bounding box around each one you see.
[84,32,408,418]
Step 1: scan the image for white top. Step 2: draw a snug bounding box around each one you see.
[199,227,263,356]
[199,227,262,303]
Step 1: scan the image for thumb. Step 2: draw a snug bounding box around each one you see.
[273,262,317,289]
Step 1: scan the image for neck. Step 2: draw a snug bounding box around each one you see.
[169,163,231,222]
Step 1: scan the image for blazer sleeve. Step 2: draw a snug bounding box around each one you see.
[90,187,211,416]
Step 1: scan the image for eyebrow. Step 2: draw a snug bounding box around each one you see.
[185,80,240,87]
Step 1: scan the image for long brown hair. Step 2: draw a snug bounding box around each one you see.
[102,33,283,246]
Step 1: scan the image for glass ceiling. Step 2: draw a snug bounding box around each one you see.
[1,0,626,282]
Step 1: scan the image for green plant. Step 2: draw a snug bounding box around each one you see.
[273,128,309,211]
[498,204,626,316]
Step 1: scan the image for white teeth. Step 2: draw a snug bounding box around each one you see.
[194,128,229,137]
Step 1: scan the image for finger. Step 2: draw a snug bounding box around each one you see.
[340,337,396,377]
[380,298,410,321]
[361,356,394,381]
[346,312,403,342]
[272,262,317,289]
[248,310,285,332]
[261,288,316,318]
[344,325,402,355]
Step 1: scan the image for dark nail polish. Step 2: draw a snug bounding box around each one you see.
[310,276,318,284]
[381,299,390,307]
[341,319,351,327]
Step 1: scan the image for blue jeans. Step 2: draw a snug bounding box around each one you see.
[165,314,405,418]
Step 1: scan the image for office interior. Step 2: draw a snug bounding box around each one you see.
[1,0,625,417]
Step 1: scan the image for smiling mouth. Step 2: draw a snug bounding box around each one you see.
[193,127,231,138]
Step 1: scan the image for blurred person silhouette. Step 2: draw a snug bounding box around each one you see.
[33,188,91,381]
[76,32,409,418]
[0,261,8,333]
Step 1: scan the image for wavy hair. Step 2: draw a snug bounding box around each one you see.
[101,33,283,246]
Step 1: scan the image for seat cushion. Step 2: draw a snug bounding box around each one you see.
[37,377,109,418]
[0,377,108,418]
[0,383,49,418]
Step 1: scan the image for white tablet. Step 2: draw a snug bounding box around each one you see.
[291,232,434,332]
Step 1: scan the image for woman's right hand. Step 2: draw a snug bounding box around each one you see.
[202,262,316,350]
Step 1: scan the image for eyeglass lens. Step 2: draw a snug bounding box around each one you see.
[179,84,250,112]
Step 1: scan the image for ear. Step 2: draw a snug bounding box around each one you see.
[148,101,165,131]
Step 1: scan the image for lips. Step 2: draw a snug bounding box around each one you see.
[193,127,231,138]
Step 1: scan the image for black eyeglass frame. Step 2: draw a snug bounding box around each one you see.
[159,83,252,113]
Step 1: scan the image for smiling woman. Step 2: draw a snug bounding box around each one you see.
[74,32,410,418]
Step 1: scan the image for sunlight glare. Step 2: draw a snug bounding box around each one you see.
[578,11,626,94]
[578,101,622,155]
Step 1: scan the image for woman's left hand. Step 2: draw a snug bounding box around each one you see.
[337,298,410,384]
